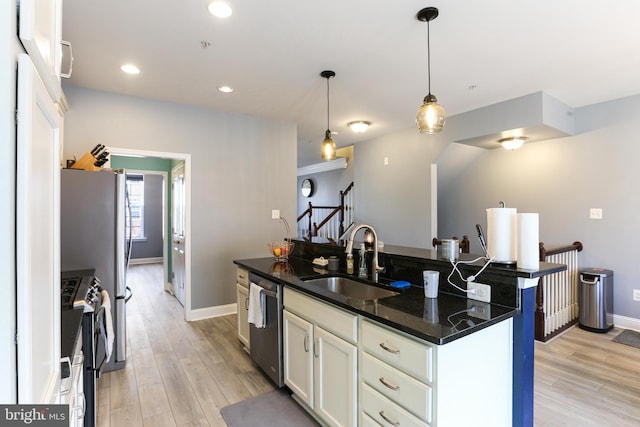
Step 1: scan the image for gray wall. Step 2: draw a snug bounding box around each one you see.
[62,86,297,310]
[437,95,640,320]
[130,174,164,260]
[353,128,448,247]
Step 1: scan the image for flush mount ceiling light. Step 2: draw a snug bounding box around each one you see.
[217,85,234,93]
[348,121,371,133]
[120,64,140,75]
[208,1,232,18]
[320,70,337,161]
[416,7,446,134]
[498,137,527,150]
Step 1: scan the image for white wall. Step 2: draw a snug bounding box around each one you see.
[439,94,640,320]
[61,86,297,310]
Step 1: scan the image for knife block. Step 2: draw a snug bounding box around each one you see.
[70,151,101,171]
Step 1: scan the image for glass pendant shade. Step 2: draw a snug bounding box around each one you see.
[321,130,337,160]
[416,94,446,134]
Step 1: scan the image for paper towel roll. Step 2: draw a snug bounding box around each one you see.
[517,213,539,270]
[486,208,517,263]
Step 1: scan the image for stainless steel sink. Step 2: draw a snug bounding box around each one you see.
[302,276,399,301]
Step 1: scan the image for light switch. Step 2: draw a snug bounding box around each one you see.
[589,208,603,219]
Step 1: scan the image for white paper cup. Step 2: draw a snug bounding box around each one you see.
[423,270,440,298]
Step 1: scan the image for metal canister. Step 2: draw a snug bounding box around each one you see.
[441,239,459,261]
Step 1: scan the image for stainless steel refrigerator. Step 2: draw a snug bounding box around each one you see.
[60,168,132,372]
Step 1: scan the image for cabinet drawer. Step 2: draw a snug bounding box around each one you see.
[361,319,433,383]
[362,384,430,427]
[362,353,432,423]
[361,411,383,427]
[236,267,249,287]
[284,288,357,344]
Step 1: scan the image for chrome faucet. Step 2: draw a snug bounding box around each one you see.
[345,224,385,280]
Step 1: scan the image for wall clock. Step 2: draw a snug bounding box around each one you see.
[301,179,314,197]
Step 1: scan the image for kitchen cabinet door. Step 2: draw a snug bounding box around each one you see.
[16,53,62,403]
[283,310,314,408]
[236,283,250,349]
[18,0,63,102]
[314,326,357,427]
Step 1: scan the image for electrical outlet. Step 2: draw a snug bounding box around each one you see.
[467,300,491,320]
[633,289,640,301]
[468,282,491,303]
[589,208,603,219]
[271,209,280,219]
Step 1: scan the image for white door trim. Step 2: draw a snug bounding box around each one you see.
[124,169,170,294]
[106,147,193,321]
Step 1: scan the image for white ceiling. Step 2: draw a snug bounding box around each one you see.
[61,0,640,167]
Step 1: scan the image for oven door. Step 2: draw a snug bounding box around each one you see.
[248,275,283,387]
[94,308,108,374]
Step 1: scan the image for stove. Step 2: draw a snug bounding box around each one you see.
[60,270,108,427]
[61,272,102,312]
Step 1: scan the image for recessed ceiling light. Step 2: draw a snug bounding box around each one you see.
[121,64,140,75]
[217,86,234,93]
[208,1,232,18]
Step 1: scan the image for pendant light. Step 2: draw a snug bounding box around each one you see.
[416,7,446,134]
[320,70,337,160]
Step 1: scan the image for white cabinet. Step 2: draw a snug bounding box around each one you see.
[60,337,84,427]
[360,318,513,427]
[18,0,63,102]
[16,53,62,404]
[283,310,313,406]
[236,268,250,349]
[283,288,358,427]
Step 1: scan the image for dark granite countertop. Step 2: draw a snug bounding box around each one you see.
[234,256,519,345]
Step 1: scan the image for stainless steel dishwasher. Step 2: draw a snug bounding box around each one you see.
[248,272,284,387]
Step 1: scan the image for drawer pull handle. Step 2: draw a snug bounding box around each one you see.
[314,339,320,358]
[379,342,400,354]
[245,297,249,310]
[379,410,400,426]
[304,333,309,352]
[379,377,400,391]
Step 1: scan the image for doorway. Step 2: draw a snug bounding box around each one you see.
[108,147,193,321]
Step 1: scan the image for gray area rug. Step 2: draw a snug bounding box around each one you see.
[220,389,319,427]
[612,329,640,348]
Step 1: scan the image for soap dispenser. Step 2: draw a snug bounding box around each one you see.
[358,243,367,278]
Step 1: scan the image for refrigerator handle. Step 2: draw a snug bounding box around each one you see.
[124,286,133,303]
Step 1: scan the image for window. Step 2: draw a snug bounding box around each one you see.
[126,174,145,239]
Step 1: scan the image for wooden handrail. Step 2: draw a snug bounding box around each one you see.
[297,181,354,239]
[535,240,583,342]
[539,241,583,260]
[313,206,341,235]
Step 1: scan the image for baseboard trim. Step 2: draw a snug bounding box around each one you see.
[129,257,163,265]
[188,303,237,321]
[614,314,640,332]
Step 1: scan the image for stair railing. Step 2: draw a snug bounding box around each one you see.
[297,182,354,241]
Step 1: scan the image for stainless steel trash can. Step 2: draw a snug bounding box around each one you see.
[579,268,614,332]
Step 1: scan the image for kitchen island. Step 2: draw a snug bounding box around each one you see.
[234,239,565,426]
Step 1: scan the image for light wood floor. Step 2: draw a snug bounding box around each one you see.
[96,264,275,427]
[534,325,640,426]
[98,264,640,426]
